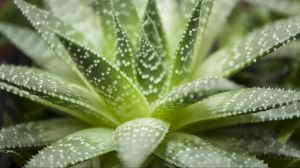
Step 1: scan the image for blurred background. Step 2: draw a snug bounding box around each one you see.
[1,0,300,167]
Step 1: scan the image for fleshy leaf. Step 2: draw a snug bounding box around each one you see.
[174,88,300,129]
[114,118,169,167]
[45,0,103,54]
[70,157,101,168]
[152,77,240,121]
[135,30,168,102]
[0,23,77,82]
[169,0,212,89]
[58,35,150,121]
[0,119,86,149]
[143,0,168,62]
[25,128,115,168]
[192,0,237,75]
[205,125,300,159]
[197,16,300,78]
[247,0,300,16]
[112,9,135,79]
[155,133,267,167]
[0,65,116,126]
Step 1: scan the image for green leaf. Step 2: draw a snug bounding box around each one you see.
[112,9,135,79]
[0,119,86,149]
[197,16,300,78]
[45,0,103,54]
[0,65,117,126]
[155,133,267,167]
[114,118,169,167]
[135,29,168,102]
[192,0,237,76]
[247,0,300,16]
[70,157,101,168]
[169,0,213,89]
[57,35,150,121]
[25,128,115,168]
[205,125,300,159]
[174,88,300,129]
[152,77,239,121]
[143,0,168,62]
[0,23,77,82]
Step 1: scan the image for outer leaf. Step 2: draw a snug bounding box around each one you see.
[169,0,212,89]
[135,30,168,102]
[152,77,239,121]
[58,35,150,121]
[192,0,237,76]
[0,23,77,82]
[174,88,300,129]
[205,125,300,159]
[25,128,115,168]
[112,9,135,79]
[114,118,169,167]
[155,133,267,168]
[45,0,103,54]
[0,119,86,149]
[0,65,117,126]
[197,16,300,78]
[70,157,101,168]
[247,0,300,16]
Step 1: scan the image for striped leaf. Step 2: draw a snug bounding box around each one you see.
[155,133,267,167]
[0,23,77,82]
[25,128,115,168]
[0,65,116,126]
[114,118,169,167]
[0,119,86,149]
[174,88,300,129]
[152,77,239,121]
[205,125,300,159]
[169,0,213,89]
[57,35,150,121]
[135,30,168,102]
[198,16,300,78]
[45,0,103,54]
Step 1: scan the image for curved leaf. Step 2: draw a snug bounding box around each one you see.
[169,0,213,89]
[0,65,117,126]
[155,133,267,167]
[114,118,169,167]
[197,16,300,78]
[205,125,300,159]
[57,35,150,121]
[25,128,115,168]
[0,119,86,149]
[152,77,239,121]
[45,0,103,54]
[174,88,300,129]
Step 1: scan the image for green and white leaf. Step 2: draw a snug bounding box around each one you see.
[0,65,116,126]
[135,30,168,102]
[197,16,300,78]
[0,23,77,82]
[155,133,267,168]
[58,35,150,121]
[205,125,300,158]
[169,0,212,89]
[25,128,115,168]
[45,0,103,54]
[174,88,300,129]
[0,119,86,149]
[114,118,169,167]
[152,77,240,121]
[112,9,135,79]
[247,0,300,16]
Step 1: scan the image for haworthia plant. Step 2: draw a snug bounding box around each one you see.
[0,0,300,167]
